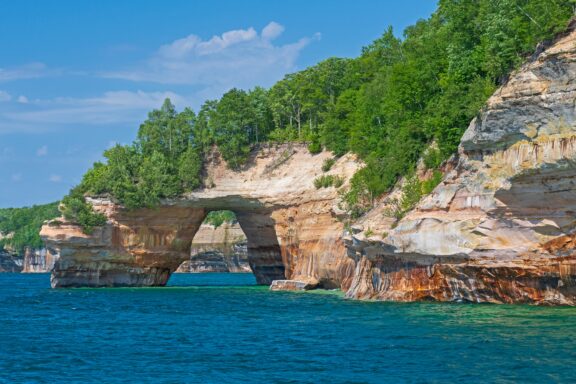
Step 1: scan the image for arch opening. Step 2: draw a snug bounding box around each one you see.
[176,210,251,274]
[174,209,286,285]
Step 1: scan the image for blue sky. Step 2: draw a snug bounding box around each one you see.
[0,0,436,208]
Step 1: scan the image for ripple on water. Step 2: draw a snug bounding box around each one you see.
[0,273,575,383]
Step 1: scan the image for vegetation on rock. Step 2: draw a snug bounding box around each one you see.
[203,210,237,228]
[61,0,574,228]
[314,175,344,189]
[321,158,336,172]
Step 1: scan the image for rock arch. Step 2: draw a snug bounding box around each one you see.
[41,146,360,289]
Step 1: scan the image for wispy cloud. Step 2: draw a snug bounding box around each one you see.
[104,22,318,93]
[0,23,317,135]
[0,90,187,133]
[11,173,22,182]
[0,63,51,82]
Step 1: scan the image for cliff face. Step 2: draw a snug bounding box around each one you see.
[346,25,576,304]
[41,25,576,304]
[41,145,359,288]
[0,250,23,272]
[22,248,59,273]
[176,222,250,273]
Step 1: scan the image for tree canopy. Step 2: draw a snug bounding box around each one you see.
[0,202,60,254]
[62,0,575,228]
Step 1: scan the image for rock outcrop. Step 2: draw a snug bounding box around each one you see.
[41,145,359,288]
[346,24,576,305]
[40,23,576,305]
[22,248,59,273]
[0,250,23,272]
[176,222,250,273]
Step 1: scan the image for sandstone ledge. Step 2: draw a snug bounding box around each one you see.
[269,279,318,291]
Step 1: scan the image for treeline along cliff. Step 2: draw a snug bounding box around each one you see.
[28,0,576,304]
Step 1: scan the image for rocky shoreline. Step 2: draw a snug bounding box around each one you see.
[40,24,576,305]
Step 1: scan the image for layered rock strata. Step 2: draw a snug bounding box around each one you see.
[346,24,576,305]
[176,222,250,273]
[22,248,59,273]
[41,145,359,288]
[41,25,576,304]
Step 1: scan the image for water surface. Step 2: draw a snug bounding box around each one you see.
[0,273,575,383]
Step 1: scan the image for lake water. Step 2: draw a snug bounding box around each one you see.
[0,273,575,383]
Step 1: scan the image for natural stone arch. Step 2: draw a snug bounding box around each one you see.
[41,145,360,289]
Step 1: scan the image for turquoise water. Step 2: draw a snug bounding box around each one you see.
[1,273,575,383]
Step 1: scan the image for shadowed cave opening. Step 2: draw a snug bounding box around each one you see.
[175,210,252,274]
[173,209,286,285]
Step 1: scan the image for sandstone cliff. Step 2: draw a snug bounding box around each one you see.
[41,25,576,305]
[41,145,359,288]
[346,24,576,304]
[22,248,59,273]
[176,222,250,273]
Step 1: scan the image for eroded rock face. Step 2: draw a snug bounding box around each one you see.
[42,26,576,303]
[41,145,359,288]
[346,24,576,305]
[176,222,250,273]
[41,204,206,287]
[22,248,59,273]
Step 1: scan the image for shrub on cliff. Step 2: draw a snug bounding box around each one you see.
[60,188,107,234]
[322,158,336,172]
[314,175,344,189]
[204,210,237,228]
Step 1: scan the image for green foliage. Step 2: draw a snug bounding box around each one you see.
[314,175,334,189]
[384,171,444,222]
[423,148,443,170]
[422,170,444,195]
[333,175,345,188]
[65,0,574,225]
[307,140,322,154]
[321,157,336,172]
[65,99,204,214]
[60,188,107,234]
[0,202,60,255]
[203,210,237,228]
[179,144,203,191]
[213,89,253,169]
[313,174,345,189]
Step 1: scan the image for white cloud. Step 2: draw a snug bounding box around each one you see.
[103,22,317,94]
[262,22,285,41]
[0,90,187,133]
[0,63,50,82]
[36,145,48,156]
[49,174,62,183]
[11,173,22,182]
[0,91,11,102]
[0,23,316,135]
